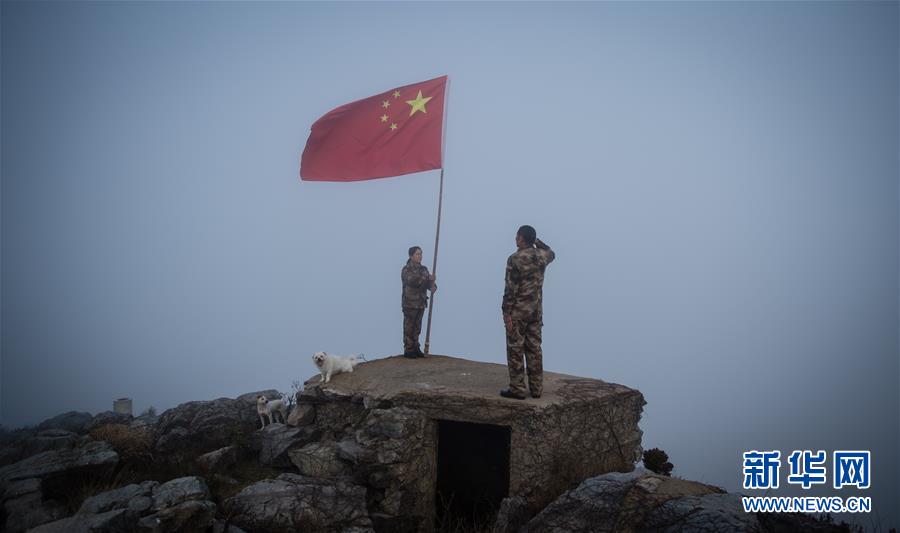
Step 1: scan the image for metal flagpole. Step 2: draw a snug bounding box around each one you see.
[423,168,443,356]
[423,77,449,356]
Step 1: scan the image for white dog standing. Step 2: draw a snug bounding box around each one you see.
[256,395,288,428]
[313,351,363,383]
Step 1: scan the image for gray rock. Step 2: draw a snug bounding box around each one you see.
[1,482,68,533]
[223,473,373,532]
[643,492,761,532]
[78,480,159,514]
[0,441,119,532]
[130,413,159,431]
[0,430,78,467]
[289,441,349,478]
[87,411,134,431]
[212,519,249,533]
[0,440,118,483]
[28,508,139,533]
[521,470,738,533]
[287,403,316,426]
[336,439,375,465]
[36,411,93,434]
[196,445,239,472]
[153,390,279,460]
[256,424,317,467]
[492,496,529,533]
[212,473,241,487]
[137,499,216,532]
[150,476,211,511]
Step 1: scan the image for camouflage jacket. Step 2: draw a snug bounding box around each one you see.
[502,238,555,321]
[401,260,434,309]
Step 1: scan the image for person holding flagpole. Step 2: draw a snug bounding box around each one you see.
[299,75,449,355]
[401,246,436,358]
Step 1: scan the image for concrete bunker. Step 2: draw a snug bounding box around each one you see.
[295,354,645,532]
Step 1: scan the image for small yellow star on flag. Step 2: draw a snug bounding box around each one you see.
[390,123,398,131]
[393,91,401,98]
[406,90,433,117]
[382,100,390,109]
[380,114,388,123]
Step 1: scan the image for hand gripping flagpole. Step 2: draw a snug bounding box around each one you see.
[423,78,449,356]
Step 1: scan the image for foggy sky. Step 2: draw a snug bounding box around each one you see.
[2,2,897,528]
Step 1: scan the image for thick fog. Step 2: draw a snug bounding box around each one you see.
[2,2,897,528]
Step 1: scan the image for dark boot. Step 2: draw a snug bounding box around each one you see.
[500,389,526,400]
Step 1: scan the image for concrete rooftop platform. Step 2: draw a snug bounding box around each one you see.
[304,354,638,411]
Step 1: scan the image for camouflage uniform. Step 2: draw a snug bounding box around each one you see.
[502,238,555,397]
[401,259,435,354]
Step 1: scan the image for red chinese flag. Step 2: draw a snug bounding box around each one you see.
[300,76,447,182]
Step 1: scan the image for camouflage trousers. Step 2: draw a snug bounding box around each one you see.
[403,307,425,353]
[506,319,543,397]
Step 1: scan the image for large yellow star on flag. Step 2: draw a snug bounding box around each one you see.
[405,90,433,117]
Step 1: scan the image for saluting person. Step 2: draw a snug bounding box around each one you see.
[501,225,555,399]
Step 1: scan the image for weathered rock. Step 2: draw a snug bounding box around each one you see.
[196,446,239,472]
[36,476,216,533]
[0,440,118,484]
[223,473,373,532]
[287,403,316,427]
[518,469,849,533]
[28,508,139,533]
[289,441,349,478]
[0,441,119,532]
[520,470,682,532]
[150,476,211,511]
[36,411,93,434]
[0,430,79,467]
[78,480,159,514]
[336,438,375,465]
[137,499,216,532]
[256,423,319,467]
[212,519,249,533]
[153,390,279,460]
[642,492,761,532]
[130,413,159,431]
[1,478,68,533]
[492,496,529,533]
[87,410,134,431]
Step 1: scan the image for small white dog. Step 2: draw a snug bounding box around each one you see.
[312,351,363,383]
[256,395,287,428]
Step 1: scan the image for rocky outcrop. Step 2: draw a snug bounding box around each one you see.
[520,469,851,533]
[152,390,279,461]
[223,473,372,532]
[0,356,660,532]
[0,441,119,532]
[253,423,320,468]
[196,446,240,472]
[78,480,158,514]
[29,508,139,533]
[0,429,83,468]
[36,411,94,434]
[86,411,134,432]
[492,496,529,533]
[30,476,216,533]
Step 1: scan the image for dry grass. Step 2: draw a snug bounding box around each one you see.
[88,424,154,464]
